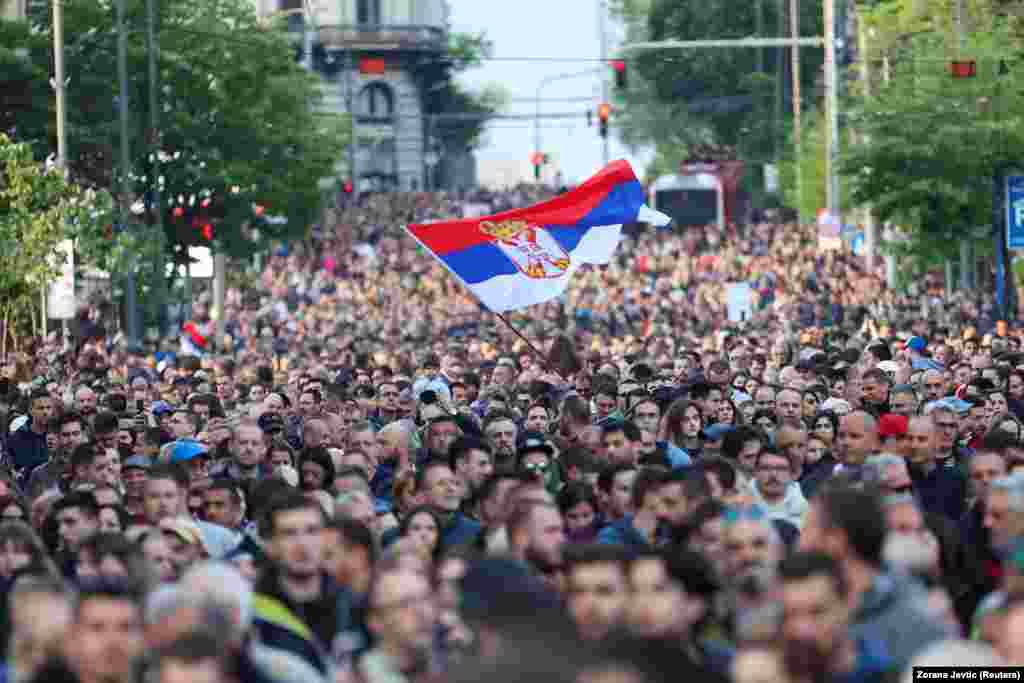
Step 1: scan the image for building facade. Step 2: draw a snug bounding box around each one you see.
[254,0,449,192]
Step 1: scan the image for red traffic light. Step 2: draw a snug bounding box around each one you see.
[612,60,627,88]
[950,60,976,78]
[172,206,184,218]
[343,180,353,193]
[253,204,265,216]
[598,103,611,121]
[530,152,544,166]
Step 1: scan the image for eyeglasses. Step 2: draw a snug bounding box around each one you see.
[523,462,549,473]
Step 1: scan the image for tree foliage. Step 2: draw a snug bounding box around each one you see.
[841,22,1024,270]
[0,0,348,263]
[411,31,505,156]
[611,0,825,168]
[0,133,114,346]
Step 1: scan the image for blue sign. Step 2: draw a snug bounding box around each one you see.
[1006,175,1024,249]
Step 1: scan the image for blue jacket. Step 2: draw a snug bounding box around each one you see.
[597,515,652,550]
[659,442,692,469]
[832,637,893,683]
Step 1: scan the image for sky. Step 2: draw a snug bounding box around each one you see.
[448,0,652,188]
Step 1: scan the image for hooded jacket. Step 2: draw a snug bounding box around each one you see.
[849,572,950,670]
[748,479,809,529]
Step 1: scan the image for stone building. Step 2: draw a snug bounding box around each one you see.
[253,0,450,192]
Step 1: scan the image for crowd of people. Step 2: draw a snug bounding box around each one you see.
[0,185,1021,683]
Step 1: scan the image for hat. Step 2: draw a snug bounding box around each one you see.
[904,336,927,353]
[151,400,174,417]
[732,391,753,404]
[517,432,554,458]
[123,455,151,471]
[878,414,909,438]
[877,360,900,375]
[172,376,192,387]
[167,439,210,463]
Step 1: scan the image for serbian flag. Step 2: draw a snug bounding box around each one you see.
[406,160,670,312]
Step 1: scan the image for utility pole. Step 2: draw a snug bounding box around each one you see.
[117,0,139,349]
[346,50,359,196]
[52,0,70,346]
[598,0,610,165]
[955,0,972,292]
[790,0,803,223]
[52,0,66,173]
[148,0,170,330]
[824,0,839,222]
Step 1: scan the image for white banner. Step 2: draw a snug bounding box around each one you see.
[47,239,76,320]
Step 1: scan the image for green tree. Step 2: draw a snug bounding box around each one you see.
[841,23,1024,275]
[411,31,504,157]
[1,0,347,267]
[611,0,825,169]
[0,133,113,350]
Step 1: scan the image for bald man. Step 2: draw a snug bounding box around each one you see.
[835,411,880,476]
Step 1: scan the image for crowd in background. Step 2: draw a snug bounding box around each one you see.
[0,187,1019,683]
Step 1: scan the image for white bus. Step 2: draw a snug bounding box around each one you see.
[649,166,727,231]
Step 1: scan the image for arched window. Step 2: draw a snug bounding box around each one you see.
[358,82,394,122]
[356,0,381,26]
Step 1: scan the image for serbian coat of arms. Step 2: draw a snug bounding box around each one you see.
[479,219,571,280]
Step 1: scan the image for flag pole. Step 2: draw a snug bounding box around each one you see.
[493,312,565,382]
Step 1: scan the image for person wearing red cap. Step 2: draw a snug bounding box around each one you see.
[878,414,912,459]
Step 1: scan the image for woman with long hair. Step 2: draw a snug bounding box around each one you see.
[662,399,704,459]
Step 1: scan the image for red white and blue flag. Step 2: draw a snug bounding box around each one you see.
[406,160,670,312]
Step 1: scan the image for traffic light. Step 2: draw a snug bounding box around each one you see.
[531,152,543,181]
[950,60,976,78]
[597,103,610,139]
[612,59,627,89]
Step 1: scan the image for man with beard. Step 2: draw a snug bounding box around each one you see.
[779,552,892,683]
[908,409,967,521]
[626,548,733,676]
[359,558,438,682]
[798,484,946,669]
[563,543,630,642]
[748,449,808,529]
[213,421,273,483]
[252,491,340,677]
[962,435,1009,585]
[507,501,566,585]
[723,511,784,584]
[484,413,518,467]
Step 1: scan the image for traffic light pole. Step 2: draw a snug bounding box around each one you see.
[598,0,609,165]
[623,35,831,228]
[117,0,140,349]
